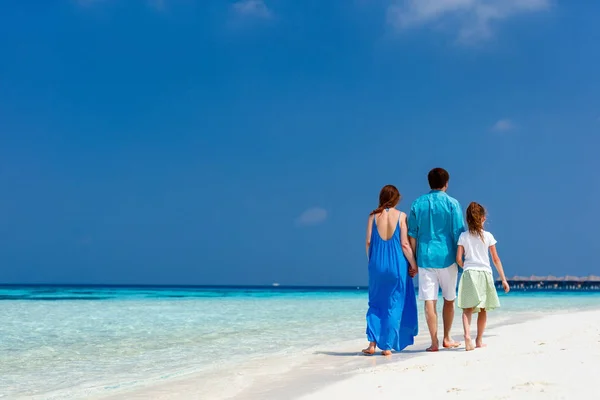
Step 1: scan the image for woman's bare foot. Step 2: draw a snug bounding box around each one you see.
[465,338,475,351]
[381,350,392,356]
[362,342,376,355]
[475,338,487,348]
[443,338,461,349]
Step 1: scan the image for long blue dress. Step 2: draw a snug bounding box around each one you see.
[366,211,418,351]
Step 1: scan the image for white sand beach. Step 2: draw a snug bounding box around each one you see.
[100,308,600,400]
[299,309,600,400]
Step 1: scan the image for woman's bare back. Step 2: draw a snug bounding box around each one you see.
[374,208,401,241]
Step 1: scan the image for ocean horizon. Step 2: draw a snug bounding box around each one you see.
[2,282,598,301]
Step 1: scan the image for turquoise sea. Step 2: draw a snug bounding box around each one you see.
[2,286,600,399]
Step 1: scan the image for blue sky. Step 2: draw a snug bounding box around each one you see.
[1,0,599,285]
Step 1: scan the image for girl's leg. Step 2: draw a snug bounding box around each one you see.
[462,308,474,351]
[476,309,487,348]
[362,341,376,355]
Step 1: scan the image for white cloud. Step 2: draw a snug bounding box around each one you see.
[231,0,273,19]
[148,0,165,10]
[295,207,328,227]
[491,118,514,132]
[387,0,550,43]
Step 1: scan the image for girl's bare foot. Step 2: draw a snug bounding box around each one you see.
[475,338,487,348]
[362,342,376,355]
[381,350,392,356]
[465,338,475,351]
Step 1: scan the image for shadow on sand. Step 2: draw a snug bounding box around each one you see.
[313,334,496,357]
[314,348,432,357]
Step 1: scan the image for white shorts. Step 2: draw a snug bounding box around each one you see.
[418,264,459,301]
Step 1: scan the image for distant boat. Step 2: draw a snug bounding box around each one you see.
[272,283,280,287]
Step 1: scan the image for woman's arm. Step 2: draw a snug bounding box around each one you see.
[490,245,510,293]
[456,245,464,268]
[400,213,418,276]
[366,215,373,258]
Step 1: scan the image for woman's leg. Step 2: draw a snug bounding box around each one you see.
[462,308,474,351]
[476,309,487,348]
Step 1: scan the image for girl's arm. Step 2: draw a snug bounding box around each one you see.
[365,215,373,258]
[456,245,464,268]
[490,245,510,293]
[400,213,418,276]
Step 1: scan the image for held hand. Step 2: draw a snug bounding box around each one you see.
[409,265,418,277]
[502,280,510,293]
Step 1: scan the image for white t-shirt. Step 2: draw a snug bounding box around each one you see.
[458,231,497,273]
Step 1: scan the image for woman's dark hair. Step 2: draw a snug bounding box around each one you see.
[370,185,401,215]
[466,202,486,241]
[428,168,450,190]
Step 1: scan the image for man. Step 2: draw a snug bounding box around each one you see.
[408,167,465,352]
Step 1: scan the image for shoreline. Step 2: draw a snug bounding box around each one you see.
[94,308,592,400]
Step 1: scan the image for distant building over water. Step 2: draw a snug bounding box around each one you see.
[497,275,600,291]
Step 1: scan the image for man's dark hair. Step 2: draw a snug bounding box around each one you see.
[428,168,450,190]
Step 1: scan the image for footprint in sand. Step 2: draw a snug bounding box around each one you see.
[446,387,462,393]
[512,381,552,392]
[402,364,430,372]
[525,350,543,356]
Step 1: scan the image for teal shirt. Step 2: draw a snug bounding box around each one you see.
[408,190,466,269]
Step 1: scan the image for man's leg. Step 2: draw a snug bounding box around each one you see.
[443,299,459,347]
[425,300,439,351]
[418,268,440,351]
[440,264,460,348]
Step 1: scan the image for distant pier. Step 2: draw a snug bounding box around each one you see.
[496,275,600,291]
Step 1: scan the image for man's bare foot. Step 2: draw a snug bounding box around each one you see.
[443,338,461,349]
[465,338,475,351]
[475,338,487,348]
[426,338,439,352]
[381,350,392,356]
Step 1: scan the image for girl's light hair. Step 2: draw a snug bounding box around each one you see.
[466,202,486,242]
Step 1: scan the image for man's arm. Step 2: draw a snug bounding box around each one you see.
[407,205,418,261]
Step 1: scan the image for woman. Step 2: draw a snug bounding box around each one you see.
[362,185,419,356]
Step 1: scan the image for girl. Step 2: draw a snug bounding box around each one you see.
[362,185,419,356]
[456,202,510,351]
